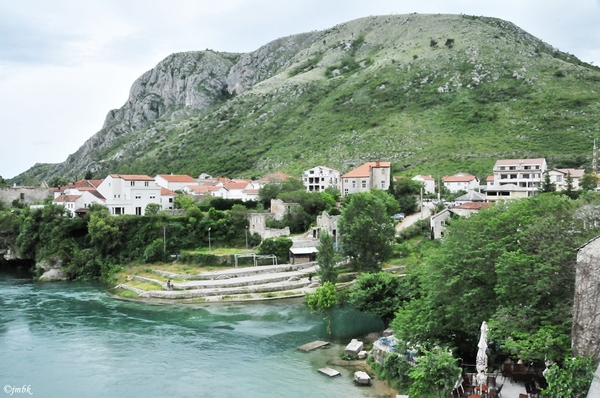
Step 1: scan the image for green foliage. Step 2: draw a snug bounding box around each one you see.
[543,356,597,398]
[348,272,411,327]
[393,194,597,361]
[541,172,557,193]
[249,232,262,247]
[338,191,396,272]
[381,354,412,391]
[257,237,293,263]
[0,175,6,188]
[316,231,338,284]
[408,347,461,398]
[580,173,599,191]
[174,195,196,210]
[390,178,421,214]
[145,203,161,215]
[143,238,165,263]
[305,281,338,335]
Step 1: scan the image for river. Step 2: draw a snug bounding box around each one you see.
[0,270,388,398]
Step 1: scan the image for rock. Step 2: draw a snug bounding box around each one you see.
[354,371,371,385]
[36,258,67,281]
[345,339,364,356]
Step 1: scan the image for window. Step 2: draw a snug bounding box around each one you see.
[150,195,156,199]
[522,174,530,178]
[352,181,356,188]
[309,170,314,174]
[130,181,135,186]
[499,166,505,170]
[20,193,25,200]
[135,195,141,199]
[145,182,149,186]
[361,180,367,188]
[381,181,385,188]
[135,207,142,216]
[556,175,563,182]
[344,189,348,195]
[509,166,516,170]
[169,198,173,203]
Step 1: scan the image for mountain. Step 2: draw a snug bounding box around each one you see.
[13,13,600,184]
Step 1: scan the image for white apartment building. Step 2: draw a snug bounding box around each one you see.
[154,174,199,191]
[97,174,161,215]
[340,161,391,197]
[302,166,340,192]
[442,173,479,193]
[486,158,547,201]
[412,175,436,194]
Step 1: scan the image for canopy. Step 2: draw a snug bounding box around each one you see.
[475,321,488,385]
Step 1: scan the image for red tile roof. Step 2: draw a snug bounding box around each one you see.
[454,202,491,210]
[160,187,177,196]
[342,162,391,178]
[110,174,154,181]
[555,168,585,178]
[414,174,435,180]
[224,182,250,190]
[157,174,197,183]
[442,173,477,183]
[486,175,494,182]
[53,195,81,203]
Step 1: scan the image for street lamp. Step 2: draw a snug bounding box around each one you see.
[208,227,212,252]
[245,226,248,250]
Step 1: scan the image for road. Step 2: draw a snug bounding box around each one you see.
[396,202,434,232]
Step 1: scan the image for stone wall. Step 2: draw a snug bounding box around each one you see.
[0,186,51,205]
[573,236,600,361]
[270,199,300,221]
[247,212,289,239]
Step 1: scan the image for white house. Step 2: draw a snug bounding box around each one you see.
[160,187,177,210]
[442,173,479,193]
[96,174,161,215]
[154,174,199,191]
[341,161,391,197]
[53,190,105,216]
[302,166,340,192]
[548,168,585,191]
[412,175,436,194]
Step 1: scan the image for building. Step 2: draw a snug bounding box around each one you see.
[154,174,199,191]
[412,175,436,194]
[442,173,479,193]
[96,174,161,215]
[548,168,585,191]
[302,166,340,192]
[340,161,391,197]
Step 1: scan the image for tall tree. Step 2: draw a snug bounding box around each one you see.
[305,281,338,335]
[316,231,338,284]
[541,172,556,193]
[580,173,599,192]
[338,191,396,272]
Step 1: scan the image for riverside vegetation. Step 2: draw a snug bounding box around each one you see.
[9,13,600,186]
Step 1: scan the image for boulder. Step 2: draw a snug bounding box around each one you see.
[354,371,371,385]
[345,339,364,356]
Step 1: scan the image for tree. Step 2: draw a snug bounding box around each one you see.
[305,281,338,335]
[174,195,195,210]
[145,203,161,215]
[338,191,396,272]
[316,231,338,284]
[257,237,293,263]
[392,194,592,361]
[540,172,556,193]
[580,173,599,191]
[543,356,597,398]
[564,172,579,199]
[84,170,93,180]
[0,175,6,187]
[347,272,410,328]
[408,347,461,398]
[391,177,421,214]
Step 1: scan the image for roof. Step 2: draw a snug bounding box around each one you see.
[244,189,259,195]
[413,174,435,181]
[290,247,319,255]
[53,194,81,203]
[453,202,491,210]
[187,185,220,194]
[442,173,477,183]
[455,191,487,202]
[486,176,495,182]
[342,161,391,178]
[156,174,197,183]
[110,174,154,181]
[161,187,177,196]
[224,181,250,190]
[494,158,546,166]
[554,168,585,178]
[258,171,292,182]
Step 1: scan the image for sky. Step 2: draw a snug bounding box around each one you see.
[1,0,599,180]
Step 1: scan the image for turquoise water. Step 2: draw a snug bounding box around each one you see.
[0,271,385,398]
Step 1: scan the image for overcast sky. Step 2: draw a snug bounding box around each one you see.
[1,0,599,179]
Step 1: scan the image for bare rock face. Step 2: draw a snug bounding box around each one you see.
[572,237,600,361]
[37,258,67,281]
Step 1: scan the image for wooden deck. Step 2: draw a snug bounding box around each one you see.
[297,340,330,352]
[318,367,340,377]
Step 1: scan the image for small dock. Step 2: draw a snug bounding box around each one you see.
[318,367,340,377]
[297,340,330,352]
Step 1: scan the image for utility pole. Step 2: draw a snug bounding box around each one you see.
[593,138,598,175]
[245,226,248,250]
[208,227,212,252]
[163,225,167,261]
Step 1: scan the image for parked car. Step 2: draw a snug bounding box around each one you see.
[392,213,405,221]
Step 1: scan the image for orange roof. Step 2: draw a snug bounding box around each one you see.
[224,182,250,190]
[454,202,491,210]
[342,162,391,178]
[160,187,177,196]
[258,171,292,182]
[157,174,197,183]
[442,173,477,183]
[110,174,154,181]
[486,176,494,182]
[244,189,259,195]
[53,195,81,203]
[188,185,220,194]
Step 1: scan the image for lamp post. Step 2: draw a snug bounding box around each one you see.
[245,226,248,250]
[208,227,212,252]
[163,225,167,261]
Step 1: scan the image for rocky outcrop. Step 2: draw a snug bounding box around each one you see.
[37,258,67,281]
[572,237,600,361]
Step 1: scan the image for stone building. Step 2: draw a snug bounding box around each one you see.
[573,236,600,361]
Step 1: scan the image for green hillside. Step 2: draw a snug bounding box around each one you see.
[12,14,600,184]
